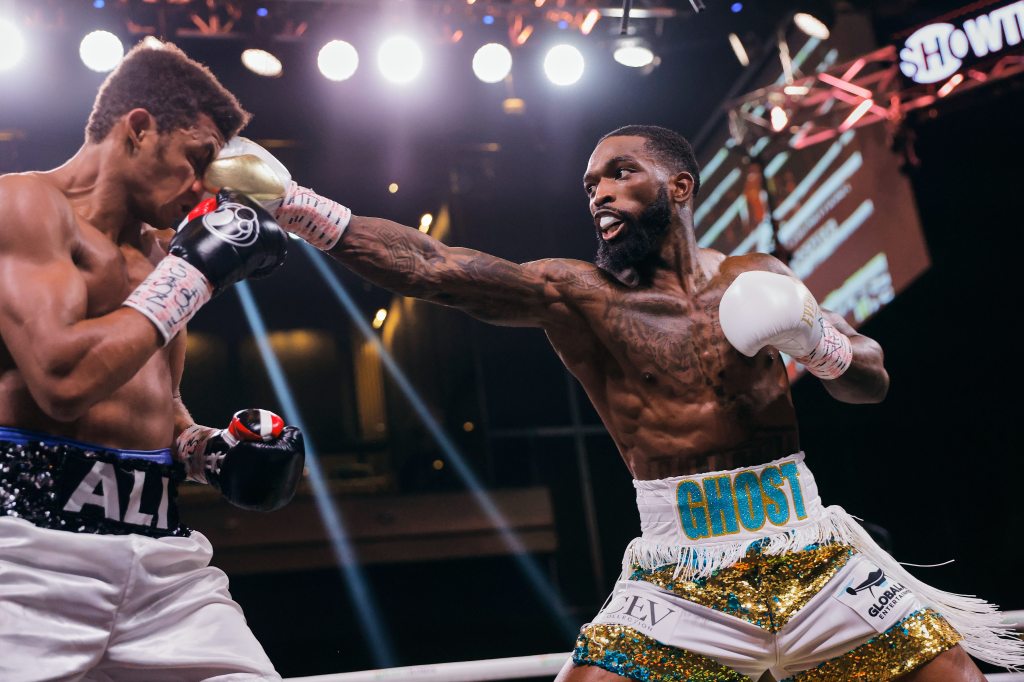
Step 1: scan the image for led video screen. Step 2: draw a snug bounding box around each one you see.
[694,34,930,338]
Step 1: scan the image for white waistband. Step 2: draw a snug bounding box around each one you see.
[634,452,822,548]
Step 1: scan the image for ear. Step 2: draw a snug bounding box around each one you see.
[668,170,696,205]
[124,108,156,152]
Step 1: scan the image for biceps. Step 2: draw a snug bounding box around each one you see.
[442,249,546,297]
[0,258,89,374]
[432,250,557,325]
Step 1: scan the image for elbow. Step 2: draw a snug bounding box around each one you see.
[26,344,105,422]
[849,370,889,405]
[34,382,93,422]
[869,371,890,404]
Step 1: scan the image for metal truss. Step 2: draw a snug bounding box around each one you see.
[727,43,1024,151]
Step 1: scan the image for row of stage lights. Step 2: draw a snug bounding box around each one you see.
[0,19,657,86]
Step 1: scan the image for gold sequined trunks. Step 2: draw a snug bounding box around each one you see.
[573,543,961,681]
[630,542,854,633]
[571,453,1024,678]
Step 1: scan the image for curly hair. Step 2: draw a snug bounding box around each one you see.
[86,40,250,143]
[600,124,701,198]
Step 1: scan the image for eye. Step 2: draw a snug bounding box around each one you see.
[584,184,594,196]
[615,167,633,179]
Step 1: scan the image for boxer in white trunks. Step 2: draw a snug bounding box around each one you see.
[0,41,303,681]
[208,126,1024,680]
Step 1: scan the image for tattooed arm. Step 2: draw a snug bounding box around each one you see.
[727,253,889,404]
[325,215,604,328]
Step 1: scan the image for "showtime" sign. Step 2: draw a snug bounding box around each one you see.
[899,0,1024,83]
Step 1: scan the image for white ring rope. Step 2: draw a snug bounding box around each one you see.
[285,611,1024,682]
[285,653,571,682]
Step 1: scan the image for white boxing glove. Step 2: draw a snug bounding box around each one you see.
[719,270,853,380]
[205,137,351,251]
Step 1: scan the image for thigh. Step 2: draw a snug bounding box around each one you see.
[897,645,986,682]
[556,658,629,682]
[776,553,963,681]
[101,532,279,681]
[0,517,119,682]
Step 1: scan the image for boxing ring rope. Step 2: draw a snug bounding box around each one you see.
[285,652,570,682]
[286,611,1024,682]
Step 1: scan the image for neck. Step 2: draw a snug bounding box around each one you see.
[649,211,707,294]
[44,140,141,243]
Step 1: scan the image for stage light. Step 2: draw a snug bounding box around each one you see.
[0,18,25,72]
[256,7,268,17]
[80,30,124,73]
[372,309,388,329]
[241,48,282,77]
[770,106,789,132]
[141,36,165,49]
[318,40,358,82]
[472,43,512,83]
[388,182,399,193]
[502,97,526,115]
[544,44,584,86]
[580,9,601,36]
[432,459,444,470]
[419,213,433,229]
[93,0,105,8]
[728,33,749,67]
[839,98,873,131]
[557,20,569,30]
[378,36,423,84]
[731,2,743,12]
[938,73,965,98]
[613,39,655,68]
[794,12,829,40]
[482,14,495,25]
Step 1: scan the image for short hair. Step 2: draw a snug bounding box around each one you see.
[600,125,701,198]
[86,40,250,144]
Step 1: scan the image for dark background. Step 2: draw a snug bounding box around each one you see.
[1,0,1021,676]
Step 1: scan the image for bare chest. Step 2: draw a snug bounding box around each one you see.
[72,224,157,318]
[594,291,738,389]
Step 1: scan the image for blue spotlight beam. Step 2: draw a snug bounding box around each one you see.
[302,244,578,641]
[234,281,397,667]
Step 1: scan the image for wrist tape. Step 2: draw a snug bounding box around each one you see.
[276,182,351,251]
[123,255,213,346]
[797,318,853,380]
[175,423,220,484]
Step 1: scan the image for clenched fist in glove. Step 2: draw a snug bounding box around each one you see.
[718,270,852,380]
[176,408,305,512]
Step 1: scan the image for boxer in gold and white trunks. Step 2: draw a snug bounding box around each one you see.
[201,125,1024,680]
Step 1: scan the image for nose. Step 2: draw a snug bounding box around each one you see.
[591,178,614,211]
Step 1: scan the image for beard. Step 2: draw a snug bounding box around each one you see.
[595,186,672,283]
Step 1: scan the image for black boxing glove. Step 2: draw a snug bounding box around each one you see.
[176,409,305,512]
[123,189,288,345]
[170,188,288,291]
